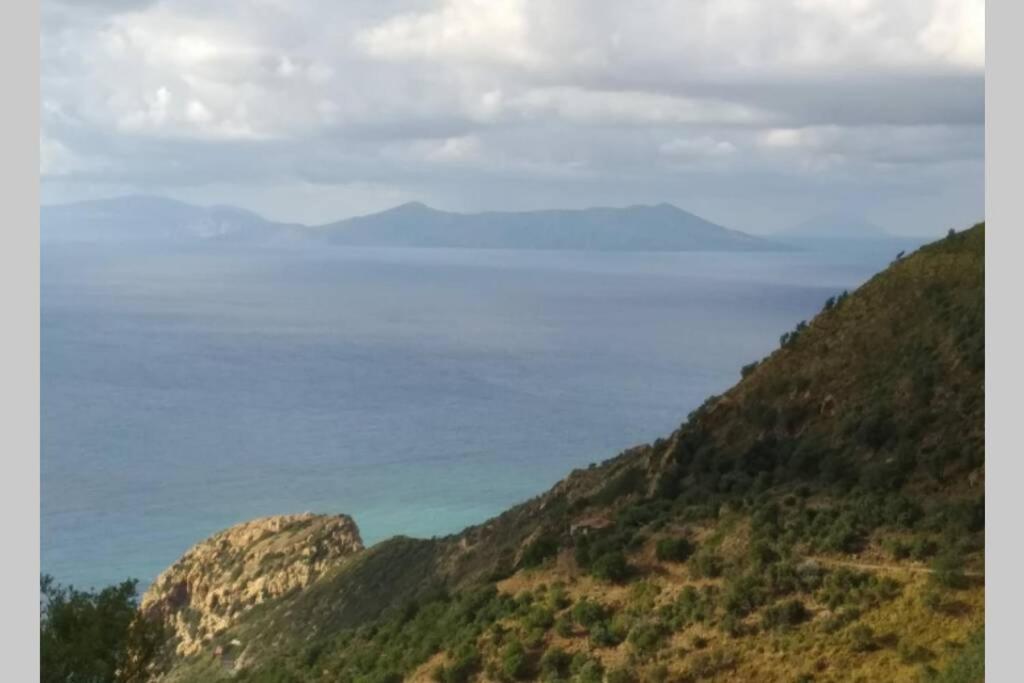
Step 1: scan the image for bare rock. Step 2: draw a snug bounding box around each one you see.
[141,513,363,656]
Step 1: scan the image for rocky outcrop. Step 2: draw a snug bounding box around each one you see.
[141,513,363,656]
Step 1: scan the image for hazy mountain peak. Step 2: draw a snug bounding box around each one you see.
[41,195,785,252]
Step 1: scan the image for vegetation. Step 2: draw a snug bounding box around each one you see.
[55,224,985,682]
[40,575,165,683]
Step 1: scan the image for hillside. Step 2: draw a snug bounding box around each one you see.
[315,202,781,252]
[147,224,984,683]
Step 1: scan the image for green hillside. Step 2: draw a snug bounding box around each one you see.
[155,224,985,683]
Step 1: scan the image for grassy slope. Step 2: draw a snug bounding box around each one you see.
[161,224,984,683]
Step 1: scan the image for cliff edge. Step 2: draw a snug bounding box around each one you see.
[140,513,363,656]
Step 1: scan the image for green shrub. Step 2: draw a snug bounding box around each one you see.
[442,653,481,683]
[606,666,637,683]
[627,619,667,655]
[40,575,166,683]
[930,551,968,590]
[762,599,809,630]
[590,551,630,583]
[519,534,560,568]
[540,647,571,681]
[655,536,695,563]
[690,550,724,578]
[723,574,766,617]
[500,640,530,680]
[571,598,607,627]
[569,654,604,683]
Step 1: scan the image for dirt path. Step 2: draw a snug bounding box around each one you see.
[808,556,984,578]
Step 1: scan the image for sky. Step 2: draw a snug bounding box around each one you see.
[40,0,985,236]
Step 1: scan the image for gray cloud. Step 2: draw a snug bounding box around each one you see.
[40,0,984,235]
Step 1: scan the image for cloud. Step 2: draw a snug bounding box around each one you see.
[39,0,984,235]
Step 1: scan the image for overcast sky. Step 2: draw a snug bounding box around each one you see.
[40,0,984,235]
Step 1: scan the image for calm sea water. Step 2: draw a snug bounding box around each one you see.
[41,242,904,590]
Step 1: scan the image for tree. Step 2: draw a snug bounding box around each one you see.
[40,575,166,683]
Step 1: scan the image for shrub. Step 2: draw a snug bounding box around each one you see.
[500,640,529,681]
[40,575,166,683]
[655,536,695,563]
[570,657,604,683]
[849,624,876,652]
[723,574,766,617]
[606,667,637,683]
[627,619,667,655]
[571,598,607,628]
[885,539,912,560]
[519,534,560,568]
[589,620,624,648]
[911,537,939,560]
[523,605,555,630]
[539,647,571,681]
[590,551,630,583]
[443,653,481,683]
[762,599,809,630]
[685,649,737,678]
[690,550,725,578]
[930,551,968,590]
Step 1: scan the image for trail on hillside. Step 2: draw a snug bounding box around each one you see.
[808,556,984,578]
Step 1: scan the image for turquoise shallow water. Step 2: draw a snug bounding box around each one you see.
[40,242,905,591]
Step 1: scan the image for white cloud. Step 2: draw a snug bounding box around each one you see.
[660,136,737,160]
[39,0,985,233]
[356,0,543,68]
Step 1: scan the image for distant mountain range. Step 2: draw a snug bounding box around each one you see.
[39,196,305,245]
[40,196,786,252]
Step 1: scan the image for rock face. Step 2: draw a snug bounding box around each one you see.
[141,513,364,656]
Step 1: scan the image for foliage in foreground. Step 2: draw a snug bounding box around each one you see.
[40,575,165,683]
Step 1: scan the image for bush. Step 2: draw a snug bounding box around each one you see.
[885,539,912,560]
[539,647,571,681]
[571,598,607,628]
[723,574,766,617]
[519,534,560,568]
[442,653,481,683]
[569,655,604,683]
[590,551,630,583]
[606,667,637,683]
[911,537,939,560]
[655,536,695,563]
[500,640,530,680]
[627,619,667,655]
[762,599,809,630]
[849,624,876,652]
[690,550,724,578]
[40,575,165,683]
[930,551,968,590]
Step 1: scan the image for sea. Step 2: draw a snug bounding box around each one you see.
[40,240,918,591]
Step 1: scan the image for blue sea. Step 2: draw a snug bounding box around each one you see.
[40,242,910,591]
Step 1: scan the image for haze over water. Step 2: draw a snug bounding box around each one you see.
[41,242,908,590]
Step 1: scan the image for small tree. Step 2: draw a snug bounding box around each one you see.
[40,575,166,683]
